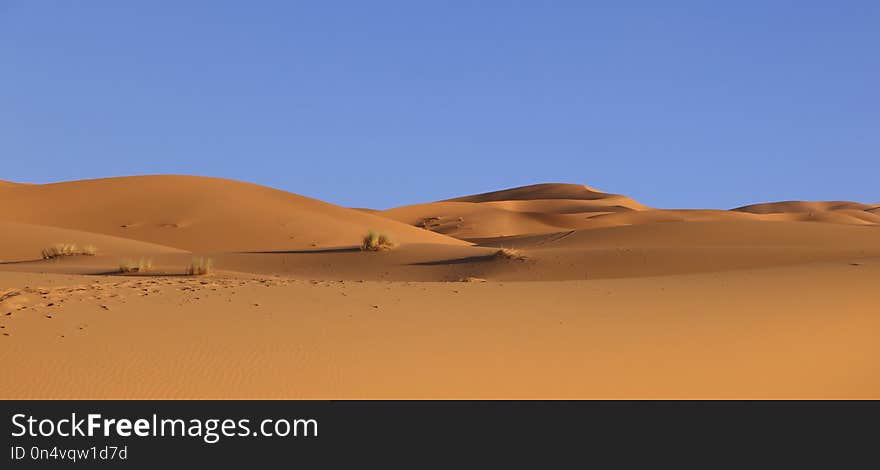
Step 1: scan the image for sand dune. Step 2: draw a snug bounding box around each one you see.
[733,200,877,214]
[510,219,880,249]
[381,186,879,240]
[0,220,186,262]
[381,183,648,239]
[442,182,646,206]
[382,201,581,239]
[2,177,876,282]
[461,220,880,280]
[733,200,880,226]
[199,220,880,281]
[0,175,468,251]
[2,176,879,398]
[754,210,880,225]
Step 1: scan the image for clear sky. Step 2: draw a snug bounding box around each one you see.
[2,1,877,209]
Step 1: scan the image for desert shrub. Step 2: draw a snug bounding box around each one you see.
[41,243,97,259]
[119,258,152,274]
[417,217,441,229]
[493,248,527,261]
[186,257,213,276]
[361,231,395,251]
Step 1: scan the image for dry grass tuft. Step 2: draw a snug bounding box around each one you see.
[361,231,396,251]
[119,258,152,274]
[416,217,442,230]
[41,243,97,259]
[459,277,487,283]
[492,248,527,261]
[186,257,213,276]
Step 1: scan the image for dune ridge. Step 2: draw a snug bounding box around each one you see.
[733,200,877,214]
[0,175,468,252]
[381,184,879,241]
[382,183,648,239]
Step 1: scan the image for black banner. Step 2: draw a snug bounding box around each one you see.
[2,400,876,467]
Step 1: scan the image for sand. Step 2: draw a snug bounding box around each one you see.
[1,176,879,398]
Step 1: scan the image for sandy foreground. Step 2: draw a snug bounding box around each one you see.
[1,176,879,398]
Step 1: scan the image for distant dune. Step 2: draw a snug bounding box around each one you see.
[733,200,878,214]
[441,182,646,204]
[2,176,879,399]
[382,183,648,239]
[380,183,879,241]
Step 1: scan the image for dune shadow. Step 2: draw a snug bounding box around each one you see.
[410,254,497,266]
[0,259,44,265]
[239,247,361,255]
[92,271,194,277]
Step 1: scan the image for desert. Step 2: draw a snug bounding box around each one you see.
[1,175,879,398]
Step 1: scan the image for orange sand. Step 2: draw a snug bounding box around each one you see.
[1,176,878,398]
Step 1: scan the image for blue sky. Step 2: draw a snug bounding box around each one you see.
[1,1,877,209]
